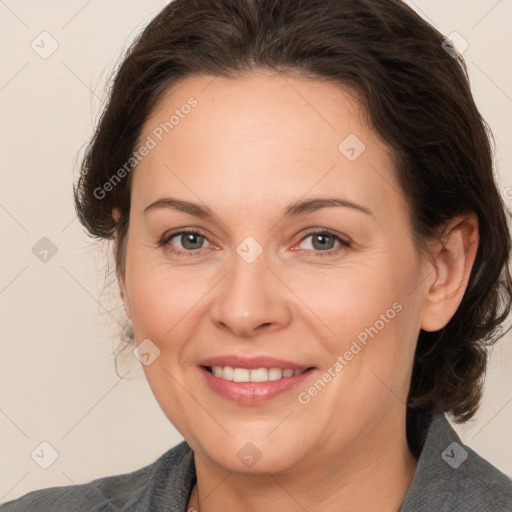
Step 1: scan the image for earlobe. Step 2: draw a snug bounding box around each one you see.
[121,291,132,320]
[117,270,131,320]
[112,207,130,318]
[123,300,131,320]
[420,212,479,332]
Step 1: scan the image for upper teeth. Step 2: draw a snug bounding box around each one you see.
[210,366,304,382]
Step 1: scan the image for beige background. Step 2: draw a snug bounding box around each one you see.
[1,0,511,502]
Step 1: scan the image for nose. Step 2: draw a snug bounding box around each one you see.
[209,248,292,338]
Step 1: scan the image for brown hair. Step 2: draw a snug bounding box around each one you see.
[74,0,512,426]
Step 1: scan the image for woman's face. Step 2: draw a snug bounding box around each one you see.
[119,71,432,474]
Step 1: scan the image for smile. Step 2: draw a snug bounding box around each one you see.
[206,366,306,382]
[197,356,316,403]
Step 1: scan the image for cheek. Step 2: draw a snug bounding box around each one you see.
[288,263,399,347]
[289,255,418,391]
[128,270,209,342]
[123,241,200,334]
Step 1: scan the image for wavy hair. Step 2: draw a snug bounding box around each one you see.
[73,0,512,429]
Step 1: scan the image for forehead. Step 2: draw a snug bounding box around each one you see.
[131,71,402,223]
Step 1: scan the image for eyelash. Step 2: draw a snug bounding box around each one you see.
[159,227,351,258]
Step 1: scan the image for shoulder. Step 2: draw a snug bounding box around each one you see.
[400,413,512,511]
[0,441,195,512]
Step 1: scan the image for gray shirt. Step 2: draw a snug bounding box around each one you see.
[1,413,511,511]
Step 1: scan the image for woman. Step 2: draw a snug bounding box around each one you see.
[2,0,511,510]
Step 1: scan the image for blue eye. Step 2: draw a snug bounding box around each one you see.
[162,229,211,256]
[296,230,351,256]
[159,228,351,257]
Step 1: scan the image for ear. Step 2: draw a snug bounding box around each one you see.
[112,207,131,319]
[112,207,121,223]
[420,212,479,332]
[117,268,131,320]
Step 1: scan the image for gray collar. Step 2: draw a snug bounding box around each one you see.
[151,413,512,511]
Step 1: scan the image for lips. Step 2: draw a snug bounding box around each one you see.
[198,355,311,371]
[197,355,316,404]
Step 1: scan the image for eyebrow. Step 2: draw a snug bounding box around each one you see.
[143,196,373,219]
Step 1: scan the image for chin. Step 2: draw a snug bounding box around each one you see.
[194,433,308,475]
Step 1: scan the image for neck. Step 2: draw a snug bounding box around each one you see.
[188,411,418,512]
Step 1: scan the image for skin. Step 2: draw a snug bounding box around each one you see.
[115,70,479,511]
